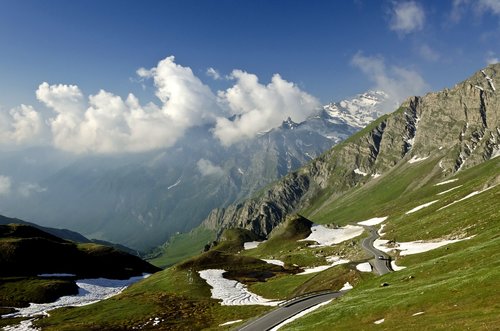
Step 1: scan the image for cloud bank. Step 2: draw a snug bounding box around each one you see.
[2,56,319,153]
[351,53,429,113]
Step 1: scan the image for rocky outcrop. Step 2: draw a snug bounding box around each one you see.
[202,64,500,238]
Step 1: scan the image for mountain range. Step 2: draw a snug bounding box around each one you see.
[0,91,386,251]
[1,64,498,331]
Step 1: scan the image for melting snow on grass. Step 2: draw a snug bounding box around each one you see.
[219,319,243,326]
[374,237,474,256]
[357,216,388,226]
[408,156,429,164]
[405,200,439,214]
[339,282,353,291]
[390,260,406,271]
[356,262,372,272]
[297,256,349,275]
[262,259,285,267]
[198,269,281,306]
[412,311,425,316]
[354,168,368,176]
[3,275,149,319]
[243,241,264,250]
[438,185,496,211]
[435,178,459,186]
[437,185,462,195]
[373,318,385,324]
[268,299,333,331]
[299,225,364,247]
[2,319,39,331]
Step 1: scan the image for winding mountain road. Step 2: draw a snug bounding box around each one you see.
[360,225,392,275]
[237,225,391,331]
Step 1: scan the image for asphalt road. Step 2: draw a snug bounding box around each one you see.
[360,225,392,275]
[237,225,392,330]
[237,292,345,331]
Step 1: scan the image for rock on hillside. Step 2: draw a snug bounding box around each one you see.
[202,64,500,238]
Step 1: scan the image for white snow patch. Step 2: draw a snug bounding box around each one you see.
[374,237,474,256]
[438,186,496,210]
[268,299,333,331]
[3,275,149,319]
[435,178,459,186]
[243,241,264,250]
[374,318,385,324]
[2,319,39,331]
[219,319,243,326]
[408,155,429,164]
[198,269,281,306]
[437,185,462,195]
[378,224,386,236]
[372,173,381,178]
[438,146,443,150]
[339,282,353,291]
[37,273,76,277]
[357,216,388,226]
[299,225,364,247]
[391,260,406,271]
[356,262,372,272]
[297,256,349,275]
[412,311,425,316]
[405,200,439,214]
[237,168,245,175]
[262,259,285,267]
[167,177,182,190]
[354,168,368,176]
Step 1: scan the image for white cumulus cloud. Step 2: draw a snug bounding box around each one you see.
[37,56,222,154]
[0,175,11,195]
[206,67,222,80]
[389,1,425,35]
[213,70,320,145]
[0,104,45,147]
[197,158,224,176]
[351,53,429,113]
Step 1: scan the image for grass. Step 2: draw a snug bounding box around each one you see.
[276,158,500,330]
[10,156,498,330]
[148,227,215,268]
[0,277,78,307]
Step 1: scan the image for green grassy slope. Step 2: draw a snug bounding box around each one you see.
[279,157,500,330]
[148,227,215,268]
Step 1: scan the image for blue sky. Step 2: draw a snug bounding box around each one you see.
[0,0,499,153]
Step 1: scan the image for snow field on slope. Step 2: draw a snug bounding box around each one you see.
[357,216,388,226]
[243,241,264,250]
[198,269,281,306]
[262,259,285,267]
[355,262,372,272]
[3,275,149,319]
[405,200,439,214]
[297,256,350,275]
[299,225,364,247]
[374,237,474,256]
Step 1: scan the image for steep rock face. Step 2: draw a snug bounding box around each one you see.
[203,64,500,238]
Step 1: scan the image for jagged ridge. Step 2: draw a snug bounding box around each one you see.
[202,64,500,238]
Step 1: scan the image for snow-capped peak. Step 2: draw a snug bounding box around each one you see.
[323,91,387,128]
